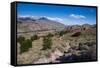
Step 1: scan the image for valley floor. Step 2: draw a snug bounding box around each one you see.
[17,27,97,64]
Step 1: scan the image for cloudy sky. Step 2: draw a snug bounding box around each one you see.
[17,3,97,25]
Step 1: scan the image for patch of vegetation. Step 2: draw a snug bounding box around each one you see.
[17,36,33,54]
[17,36,25,44]
[31,35,39,41]
[20,39,32,54]
[42,34,53,50]
[59,30,70,36]
[47,33,54,37]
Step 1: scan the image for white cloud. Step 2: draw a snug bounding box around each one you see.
[33,16,63,22]
[46,17,63,22]
[69,14,86,19]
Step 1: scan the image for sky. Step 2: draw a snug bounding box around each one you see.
[17,3,97,25]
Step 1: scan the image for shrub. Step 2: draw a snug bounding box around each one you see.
[59,30,69,36]
[17,36,25,44]
[31,35,39,41]
[47,33,54,37]
[20,39,32,54]
[42,37,52,50]
[59,31,63,36]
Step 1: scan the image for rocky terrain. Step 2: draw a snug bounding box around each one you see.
[17,16,97,65]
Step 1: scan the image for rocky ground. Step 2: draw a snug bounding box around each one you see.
[17,24,97,64]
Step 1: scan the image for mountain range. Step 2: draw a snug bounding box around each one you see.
[17,16,96,33]
[17,16,66,32]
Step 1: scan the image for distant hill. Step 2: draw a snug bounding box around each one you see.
[17,16,66,32]
[65,24,96,32]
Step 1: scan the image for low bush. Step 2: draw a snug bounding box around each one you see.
[31,34,39,41]
[42,36,52,50]
[20,39,32,54]
[17,36,25,44]
[59,30,69,36]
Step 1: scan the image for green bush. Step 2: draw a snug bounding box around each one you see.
[31,35,39,41]
[47,33,54,37]
[42,36,52,50]
[59,30,69,36]
[20,39,32,54]
[17,36,25,44]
